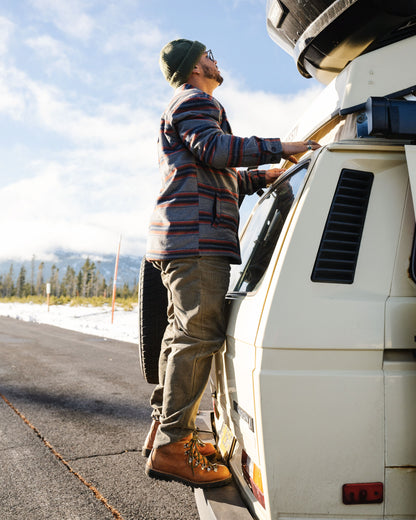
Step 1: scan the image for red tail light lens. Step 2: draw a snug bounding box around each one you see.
[342,482,383,504]
[242,450,265,509]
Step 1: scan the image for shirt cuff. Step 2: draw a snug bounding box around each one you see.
[261,138,282,163]
[250,169,268,190]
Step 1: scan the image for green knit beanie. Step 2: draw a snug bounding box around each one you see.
[159,39,206,88]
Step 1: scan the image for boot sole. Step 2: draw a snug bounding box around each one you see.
[145,465,232,489]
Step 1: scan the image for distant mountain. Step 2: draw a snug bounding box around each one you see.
[0,250,142,288]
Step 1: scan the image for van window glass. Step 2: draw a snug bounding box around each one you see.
[230,162,309,293]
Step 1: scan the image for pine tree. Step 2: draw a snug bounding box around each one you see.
[4,264,15,297]
[61,266,76,297]
[77,270,82,297]
[121,282,130,299]
[16,266,27,298]
[80,258,96,297]
[50,265,60,297]
[30,255,35,295]
[36,262,44,296]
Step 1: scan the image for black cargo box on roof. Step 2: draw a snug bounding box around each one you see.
[363,97,416,139]
[267,0,416,84]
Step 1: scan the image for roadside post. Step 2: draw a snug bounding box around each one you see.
[46,283,51,312]
[111,236,121,324]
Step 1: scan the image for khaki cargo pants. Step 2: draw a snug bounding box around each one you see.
[150,256,230,448]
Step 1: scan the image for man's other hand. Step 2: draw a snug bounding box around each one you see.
[265,168,286,185]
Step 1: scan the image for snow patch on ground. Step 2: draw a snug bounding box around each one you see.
[0,302,139,344]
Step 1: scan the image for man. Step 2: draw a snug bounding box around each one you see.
[143,38,320,488]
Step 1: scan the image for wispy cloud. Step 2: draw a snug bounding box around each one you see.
[0,158,157,258]
[103,19,166,55]
[29,0,95,40]
[25,35,72,76]
[0,16,14,55]
[218,78,323,139]
[0,50,161,258]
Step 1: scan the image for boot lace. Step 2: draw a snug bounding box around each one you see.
[184,432,218,472]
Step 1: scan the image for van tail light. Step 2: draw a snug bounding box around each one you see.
[342,482,383,504]
[242,450,265,508]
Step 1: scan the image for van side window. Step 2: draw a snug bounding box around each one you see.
[230,163,309,293]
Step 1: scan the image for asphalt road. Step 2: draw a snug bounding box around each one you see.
[0,316,206,520]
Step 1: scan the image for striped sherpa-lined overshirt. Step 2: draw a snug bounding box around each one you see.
[146,84,283,264]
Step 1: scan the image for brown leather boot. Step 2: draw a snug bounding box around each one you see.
[142,421,219,460]
[141,420,160,457]
[193,433,220,461]
[145,433,232,488]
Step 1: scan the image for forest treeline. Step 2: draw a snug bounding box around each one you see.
[0,257,137,299]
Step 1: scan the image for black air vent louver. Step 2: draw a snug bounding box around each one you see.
[311,169,373,284]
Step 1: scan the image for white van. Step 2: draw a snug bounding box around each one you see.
[195,1,416,518]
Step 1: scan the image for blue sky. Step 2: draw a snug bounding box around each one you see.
[0,0,322,260]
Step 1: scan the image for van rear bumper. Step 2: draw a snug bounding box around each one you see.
[195,481,253,520]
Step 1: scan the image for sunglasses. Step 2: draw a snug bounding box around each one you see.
[206,49,215,62]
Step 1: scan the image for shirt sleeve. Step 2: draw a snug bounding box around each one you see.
[172,94,283,169]
[237,168,268,195]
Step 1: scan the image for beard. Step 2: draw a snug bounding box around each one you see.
[201,62,224,85]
